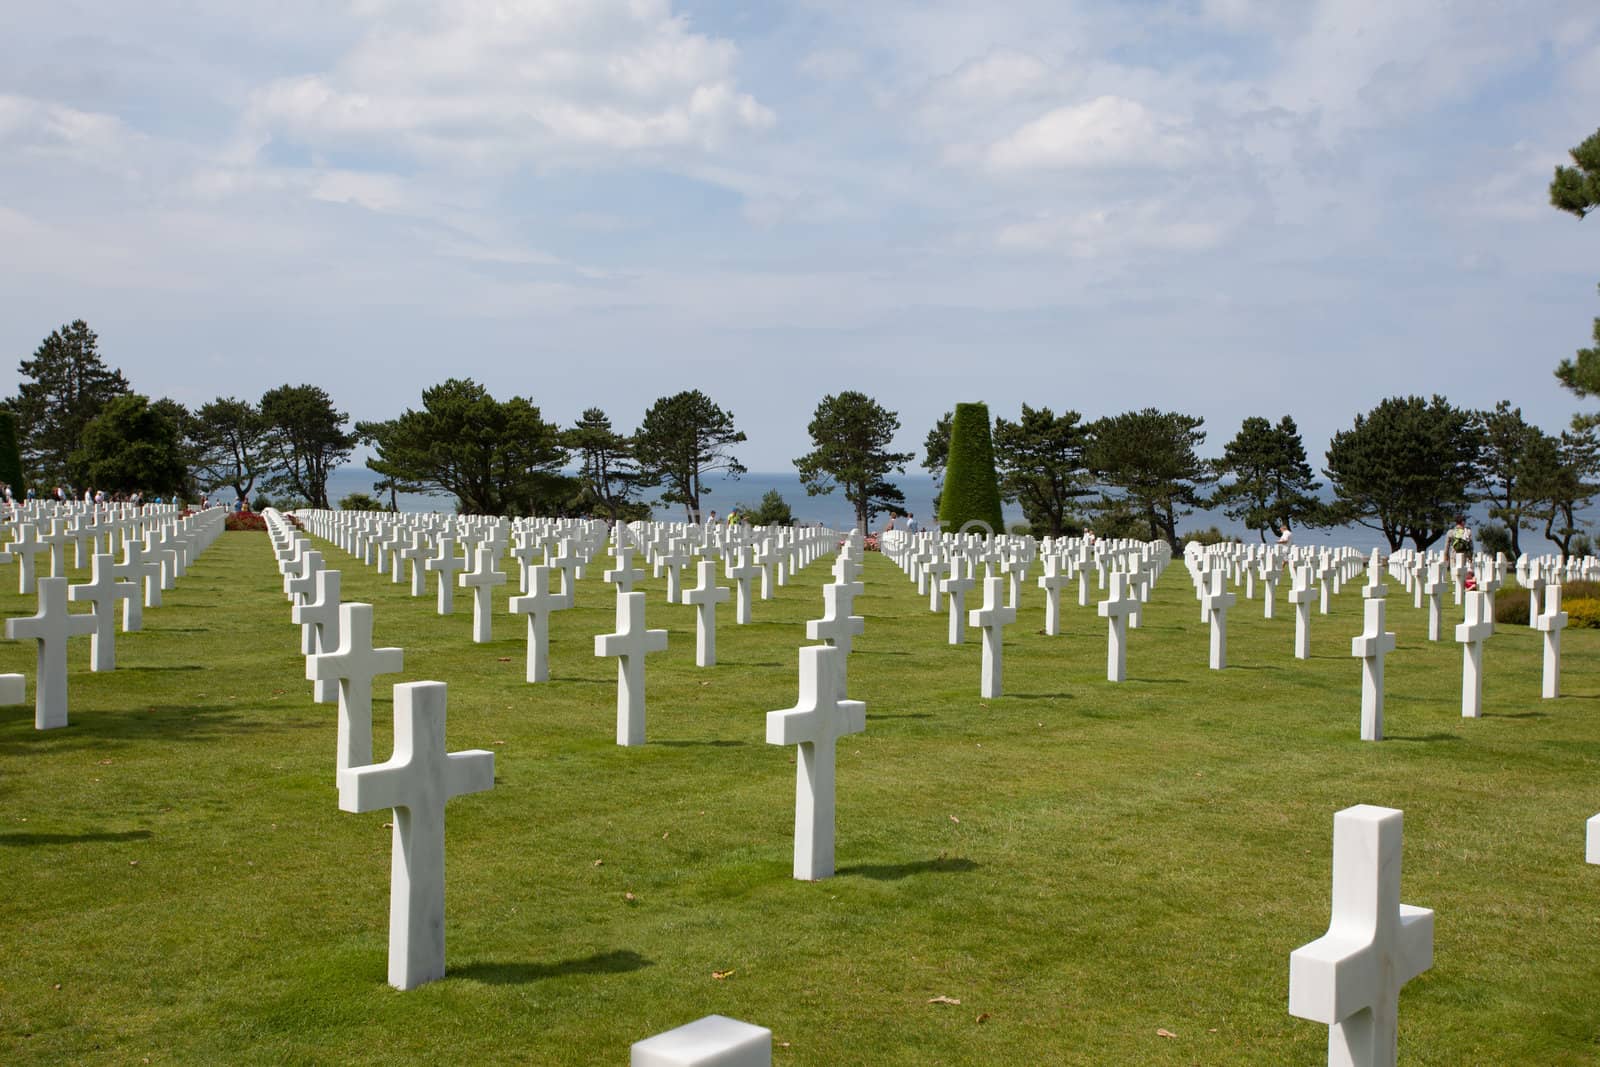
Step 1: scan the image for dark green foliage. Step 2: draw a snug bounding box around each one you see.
[1475,401,1549,556]
[357,379,569,517]
[261,384,354,509]
[794,391,913,533]
[1324,395,1483,551]
[922,410,952,477]
[992,405,1090,538]
[251,492,273,512]
[1550,127,1600,219]
[69,394,187,495]
[1211,415,1323,541]
[1085,408,1210,546]
[0,410,25,496]
[338,492,388,512]
[1523,428,1600,558]
[736,489,795,527]
[936,402,1004,535]
[7,319,132,483]
[1180,525,1230,548]
[633,390,746,521]
[1478,522,1513,557]
[565,407,648,521]
[192,397,276,505]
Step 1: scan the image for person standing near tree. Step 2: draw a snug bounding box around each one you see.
[1277,523,1293,546]
[904,512,919,535]
[1448,514,1473,563]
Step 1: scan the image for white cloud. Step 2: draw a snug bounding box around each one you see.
[245,0,774,167]
[985,95,1195,171]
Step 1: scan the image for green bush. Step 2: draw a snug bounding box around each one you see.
[1567,599,1600,628]
[936,402,1003,535]
[1180,526,1229,549]
[1494,580,1600,625]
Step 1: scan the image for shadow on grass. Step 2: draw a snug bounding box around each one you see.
[869,713,933,720]
[1126,677,1184,685]
[717,660,782,668]
[0,705,322,755]
[121,664,205,672]
[654,739,746,748]
[1491,711,1549,719]
[1009,692,1075,701]
[1384,733,1465,743]
[0,829,153,846]
[837,857,980,880]
[453,949,652,984]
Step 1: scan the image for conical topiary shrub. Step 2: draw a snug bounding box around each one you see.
[937,401,1003,535]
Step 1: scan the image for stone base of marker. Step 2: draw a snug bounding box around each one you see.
[1588,814,1600,865]
[0,673,24,708]
[631,1014,772,1067]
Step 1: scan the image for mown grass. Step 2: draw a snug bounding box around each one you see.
[2,532,1599,1064]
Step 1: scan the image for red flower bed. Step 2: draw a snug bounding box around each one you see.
[225,512,268,532]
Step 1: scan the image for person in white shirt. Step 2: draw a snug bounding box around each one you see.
[1276,523,1293,546]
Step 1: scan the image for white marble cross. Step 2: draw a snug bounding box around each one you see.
[294,569,343,702]
[1037,556,1069,636]
[9,523,44,594]
[1259,557,1280,619]
[338,680,494,990]
[1361,548,1387,600]
[605,546,645,594]
[399,535,430,597]
[425,538,466,614]
[6,576,96,729]
[1351,598,1396,741]
[112,536,156,627]
[681,559,731,667]
[725,548,761,625]
[549,540,581,608]
[968,574,1017,699]
[659,539,690,603]
[68,552,134,671]
[1276,562,1307,658]
[1202,567,1237,671]
[941,556,977,645]
[595,590,668,746]
[1455,591,1493,719]
[1098,571,1138,683]
[1537,582,1568,699]
[308,602,404,774]
[509,564,566,683]
[765,645,864,881]
[1420,563,1445,642]
[924,553,950,612]
[1289,804,1433,1067]
[459,543,508,643]
[806,581,865,700]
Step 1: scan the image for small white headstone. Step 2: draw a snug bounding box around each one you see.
[595,590,668,746]
[631,1014,772,1067]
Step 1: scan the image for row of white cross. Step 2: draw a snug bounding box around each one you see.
[3,507,224,729]
[268,509,869,991]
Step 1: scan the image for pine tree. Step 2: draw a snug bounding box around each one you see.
[7,320,131,484]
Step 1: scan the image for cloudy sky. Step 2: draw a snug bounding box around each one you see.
[3,0,1598,471]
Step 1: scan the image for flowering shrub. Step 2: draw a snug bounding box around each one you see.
[225,512,268,532]
[1565,598,1600,629]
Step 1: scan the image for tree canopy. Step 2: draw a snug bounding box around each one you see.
[1210,415,1322,541]
[261,384,354,510]
[793,391,912,533]
[69,394,187,496]
[1085,409,1210,546]
[1324,395,1483,551]
[566,407,649,521]
[633,390,746,522]
[1474,401,1548,557]
[7,320,131,485]
[992,404,1090,538]
[192,397,276,504]
[357,378,568,516]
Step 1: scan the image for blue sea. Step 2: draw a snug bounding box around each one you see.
[323,467,1586,556]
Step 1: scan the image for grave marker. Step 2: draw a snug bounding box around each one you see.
[765,645,864,881]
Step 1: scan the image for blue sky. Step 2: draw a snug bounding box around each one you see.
[2,0,1598,471]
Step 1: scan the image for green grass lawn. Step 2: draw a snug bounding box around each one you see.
[2,531,1599,1064]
